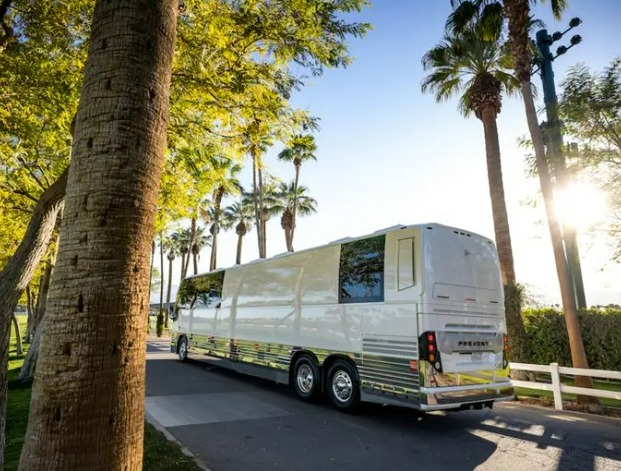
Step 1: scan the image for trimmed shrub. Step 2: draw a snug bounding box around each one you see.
[524,308,621,371]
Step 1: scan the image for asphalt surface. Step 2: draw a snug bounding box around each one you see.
[145,339,621,471]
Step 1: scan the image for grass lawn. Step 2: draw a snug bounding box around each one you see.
[5,315,202,471]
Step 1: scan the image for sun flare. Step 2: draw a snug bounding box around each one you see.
[554,183,609,229]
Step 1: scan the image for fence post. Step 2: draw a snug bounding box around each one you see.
[550,363,563,410]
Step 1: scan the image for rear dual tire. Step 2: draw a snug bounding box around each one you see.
[326,360,360,412]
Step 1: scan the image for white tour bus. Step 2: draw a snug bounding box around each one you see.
[170,223,513,412]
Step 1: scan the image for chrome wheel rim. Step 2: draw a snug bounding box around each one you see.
[332,370,353,403]
[296,364,314,394]
[179,340,187,359]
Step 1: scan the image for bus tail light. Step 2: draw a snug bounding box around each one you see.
[420,331,443,373]
[502,334,509,368]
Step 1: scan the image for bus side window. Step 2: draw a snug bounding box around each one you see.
[398,237,415,291]
[338,235,385,303]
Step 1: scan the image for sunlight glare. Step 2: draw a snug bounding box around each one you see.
[554,183,608,229]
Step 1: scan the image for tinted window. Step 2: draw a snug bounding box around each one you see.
[177,271,225,310]
[339,235,385,303]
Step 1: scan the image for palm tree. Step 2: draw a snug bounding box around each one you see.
[191,226,211,275]
[222,199,254,265]
[449,0,592,393]
[170,228,192,284]
[274,181,318,251]
[18,0,177,468]
[201,157,243,271]
[503,0,592,394]
[163,234,179,327]
[421,25,531,362]
[278,134,317,251]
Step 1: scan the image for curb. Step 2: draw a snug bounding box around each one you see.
[145,411,212,471]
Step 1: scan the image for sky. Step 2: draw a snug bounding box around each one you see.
[154,0,621,307]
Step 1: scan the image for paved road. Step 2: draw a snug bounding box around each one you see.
[145,340,621,471]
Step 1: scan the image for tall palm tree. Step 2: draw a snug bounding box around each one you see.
[18,0,178,468]
[201,157,243,271]
[449,0,591,392]
[163,234,179,327]
[503,0,592,393]
[191,226,211,275]
[274,181,318,251]
[170,228,192,284]
[278,134,317,251]
[422,26,532,362]
[222,199,254,265]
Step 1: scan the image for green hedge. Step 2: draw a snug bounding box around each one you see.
[523,308,621,371]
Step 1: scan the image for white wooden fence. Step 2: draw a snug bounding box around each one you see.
[509,362,621,410]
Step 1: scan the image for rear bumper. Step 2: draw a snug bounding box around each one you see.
[420,381,514,411]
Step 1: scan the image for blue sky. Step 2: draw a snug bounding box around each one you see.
[159,0,621,306]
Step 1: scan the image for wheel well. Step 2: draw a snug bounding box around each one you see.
[322,354,359,384]
[288,350,320,385]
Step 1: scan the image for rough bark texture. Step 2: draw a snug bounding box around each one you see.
[0,167,67,470]
[18,1,177,469]
[11,315,22,356]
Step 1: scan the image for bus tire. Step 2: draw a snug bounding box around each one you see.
[326,359,360,412]
[177,336,188,362]
[292,355,322,402]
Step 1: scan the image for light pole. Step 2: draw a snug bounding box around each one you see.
[535,18,587,310]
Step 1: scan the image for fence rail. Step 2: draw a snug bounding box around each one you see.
[509,362,621,410]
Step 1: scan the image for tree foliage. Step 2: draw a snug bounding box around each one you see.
[559,59,621,258]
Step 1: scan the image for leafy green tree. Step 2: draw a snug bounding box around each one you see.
[559,59,621,257]
[278,134,317,251]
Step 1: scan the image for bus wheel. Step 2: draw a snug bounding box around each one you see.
[293,355,322,402]
[177,336,188,362]
[326,360,360,412]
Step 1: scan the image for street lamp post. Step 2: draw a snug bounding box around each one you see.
[535,19,587,310]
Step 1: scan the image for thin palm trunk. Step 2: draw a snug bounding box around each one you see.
[481,107,515,284]
[159,233,164,319]
[520,81,592,389]
[480,105,529,362]
[165,254,173,327]
[289,165,301,252]
[18,0,177,468]
[11,315,22,356]
[251,148,263,258]
[210,189,224,271]
[236,233,244,265]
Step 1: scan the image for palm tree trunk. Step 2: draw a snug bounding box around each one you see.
[519,81,593,392]
[159,233,164,320]
[18,1,177,469]
[165,255,173,328]
[0,167,66,469]
[210,189,223,271]
[25,285,34,343]
[251,147,263,258]
[11,314,23,356]
[480,106,529,363]
[290,165,300,252]
[236,233,243,265]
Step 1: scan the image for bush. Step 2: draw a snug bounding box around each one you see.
[524,308,621,370]
[156,311,164,338]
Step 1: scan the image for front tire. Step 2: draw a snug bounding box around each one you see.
[177,336,188,362]
[292,355,322,402]
[326,360,360,412]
